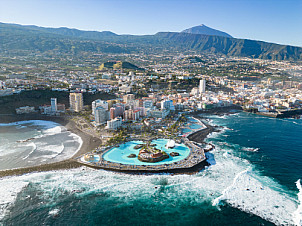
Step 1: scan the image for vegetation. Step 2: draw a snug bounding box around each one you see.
[0,90,116,114]
[1,22,302,60]
[166,114,187,136]
[98,61,143,71]
[106,129,128,146]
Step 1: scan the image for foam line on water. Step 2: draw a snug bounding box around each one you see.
[212,169,297,225]
[22,142,37,160]
[242,147,260,152]
[293,179,302,226]
[0,178,29,221]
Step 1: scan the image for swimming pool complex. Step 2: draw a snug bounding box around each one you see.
[102,139,190,165]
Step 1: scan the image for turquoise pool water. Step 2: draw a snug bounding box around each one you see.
[188,117,199,123]
[102,139,190,165]
[182,128,192,134]
[189,123,202,129]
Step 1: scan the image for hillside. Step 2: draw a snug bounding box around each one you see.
[98,61,143,70]
[0,22,302,61]
[156,32,302,61]
[0,22,133,54]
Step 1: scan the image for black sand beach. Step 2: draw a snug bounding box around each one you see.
[0,114,101,178]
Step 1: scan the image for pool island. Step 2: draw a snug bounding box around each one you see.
[137,143,169,163]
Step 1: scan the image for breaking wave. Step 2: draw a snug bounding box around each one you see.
[0,120,82,170]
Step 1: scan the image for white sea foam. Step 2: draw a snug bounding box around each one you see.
[43,126,62,136]
[0,161,299,226]
[22,142,37,160]
[33,143,65,160]
[242,147,260,152]
[213,169,297,225]
[0,144,16,157]
[293,179,302,226]
[207,132,220,139]
[0,178,29,221]
[211,115,228,119]
[48,208,60,216]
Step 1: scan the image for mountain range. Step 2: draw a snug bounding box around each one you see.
[0,22,301,61]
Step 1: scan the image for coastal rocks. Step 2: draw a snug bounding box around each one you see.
[138,154,169,163]
[134,144,144,149]
[17,137,35,143]
[204,143,215,152]
[170,152,179,157]
[127,154,136,158]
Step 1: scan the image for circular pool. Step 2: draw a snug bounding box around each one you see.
[102,139,190,165]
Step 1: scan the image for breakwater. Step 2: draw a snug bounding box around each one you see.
[0,160,82,178]
[245,108,302,118]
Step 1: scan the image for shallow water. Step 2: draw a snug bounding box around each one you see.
[0,120,82,170]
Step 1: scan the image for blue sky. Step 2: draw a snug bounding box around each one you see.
[0,0,301,47]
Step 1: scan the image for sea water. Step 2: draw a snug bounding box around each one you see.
[0,120,82,170]
[0,113,301,225]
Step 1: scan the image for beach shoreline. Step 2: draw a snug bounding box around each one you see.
[0,114,102,178]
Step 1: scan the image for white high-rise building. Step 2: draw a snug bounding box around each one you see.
[161,99,175,111]
[69,93,83,112]
[123,94,135,104]
[92,99,108,115]
[51,98,57,113]
[199,79,206,94]
[94,106,108,125]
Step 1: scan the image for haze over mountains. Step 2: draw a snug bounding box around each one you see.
[1,22,302,61]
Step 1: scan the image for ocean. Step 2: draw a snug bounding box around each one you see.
[0,113,301,225]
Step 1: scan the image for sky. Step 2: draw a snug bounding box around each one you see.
[0,0,301,47]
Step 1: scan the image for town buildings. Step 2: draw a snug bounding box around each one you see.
[106,117,122,130]
[16,106,35,114]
